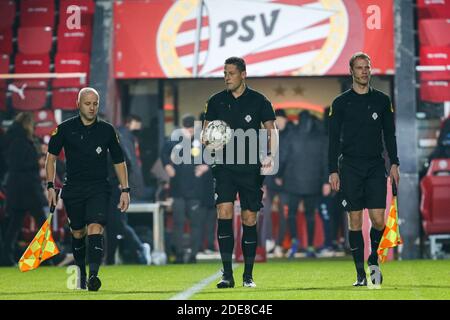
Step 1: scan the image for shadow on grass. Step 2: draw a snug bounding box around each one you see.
[0,289,182,297]
[194,284,450,296]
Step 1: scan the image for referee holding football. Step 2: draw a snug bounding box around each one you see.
[202,57,278,288]
[46,87,130,291]
[328,52,400,286]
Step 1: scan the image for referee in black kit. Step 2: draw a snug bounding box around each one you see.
[45,87,130,291]
[328,52,400,286]
[202,57,278,288]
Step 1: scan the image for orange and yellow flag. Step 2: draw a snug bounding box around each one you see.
[377,186,402,263]
[18,214,60,272]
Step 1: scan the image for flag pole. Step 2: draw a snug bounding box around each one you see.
[192,0,204,77]
[39,189,60,261]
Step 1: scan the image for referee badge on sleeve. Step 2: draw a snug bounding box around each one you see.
[372,112,378,120]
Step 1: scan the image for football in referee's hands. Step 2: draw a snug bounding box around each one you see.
[202,120,232,150]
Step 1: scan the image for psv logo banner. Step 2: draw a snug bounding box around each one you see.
[157,0,347,77]
[114,0,394,78]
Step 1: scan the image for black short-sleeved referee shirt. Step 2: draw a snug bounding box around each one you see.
[328,86,399,174]
[48,115,125,185]
[205,86,276,172]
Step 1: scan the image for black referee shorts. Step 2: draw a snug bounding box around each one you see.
[212,165,265,212]
[61,183,111,230]
[339,157,387,211]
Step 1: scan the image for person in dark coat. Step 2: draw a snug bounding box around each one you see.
[261,109,292,257]
[117,115,148,201]
[105,154,150,265]
[1,112,47,266]
[279,110,328,258]
[161,114,207,263]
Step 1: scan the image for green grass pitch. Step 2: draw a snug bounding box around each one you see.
[1,258,449,300]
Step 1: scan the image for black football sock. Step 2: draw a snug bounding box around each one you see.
[72,236,86,278]
[88,234,103,278]
[217,219,234,276]
[348,230,365,276]
[369,227,385,265]
[242,224,257,279]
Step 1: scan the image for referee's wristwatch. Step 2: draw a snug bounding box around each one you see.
[121,187,131,193]
[47,182,55,190]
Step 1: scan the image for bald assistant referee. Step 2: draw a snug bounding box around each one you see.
[45,87,130,291]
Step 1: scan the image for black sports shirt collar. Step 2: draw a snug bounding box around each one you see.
[76,114,99,128]
[350,85,373,96]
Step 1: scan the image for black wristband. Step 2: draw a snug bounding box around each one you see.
[47,182,54,190]
[121,187,130,193]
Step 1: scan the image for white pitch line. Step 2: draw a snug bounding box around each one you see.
[169,264,239,300]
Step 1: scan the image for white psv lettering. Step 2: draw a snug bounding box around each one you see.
[218,9,280,47]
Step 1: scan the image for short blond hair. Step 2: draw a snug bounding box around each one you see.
[349,52,371,69]
[77,87,99,103]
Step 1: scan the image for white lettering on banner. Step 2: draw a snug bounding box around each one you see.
[157,0,348,77]
[428,81,448,86]
[28,8,48,13]
[23,60,43,65]
[61,60,82,65]
[427,53,448,59]
[424,0,445,4]
[64,32,85,37]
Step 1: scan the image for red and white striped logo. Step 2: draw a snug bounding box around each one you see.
[157,0,348,77]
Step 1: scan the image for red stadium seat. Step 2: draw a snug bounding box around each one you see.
[34,109,57,138]
[419,46,450,81]
[417,0,450,19]
[420,80,450,103]
[15,54,50,73]
[18,26,53,55]
[34,108,55,122]
[0,1,16,30]
[420,158,450,235]
[419,19,450,47]
[53,52,89,87]
[0,54,10,73]
[57,24,92,53]
[59,0,95,27]
[11,80,48,111]
[0,29,13,54]
[52,87,79,110]
[20,0,55,28]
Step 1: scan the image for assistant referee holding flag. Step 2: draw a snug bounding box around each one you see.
[328,52,400,286]
[46,87,130,291]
